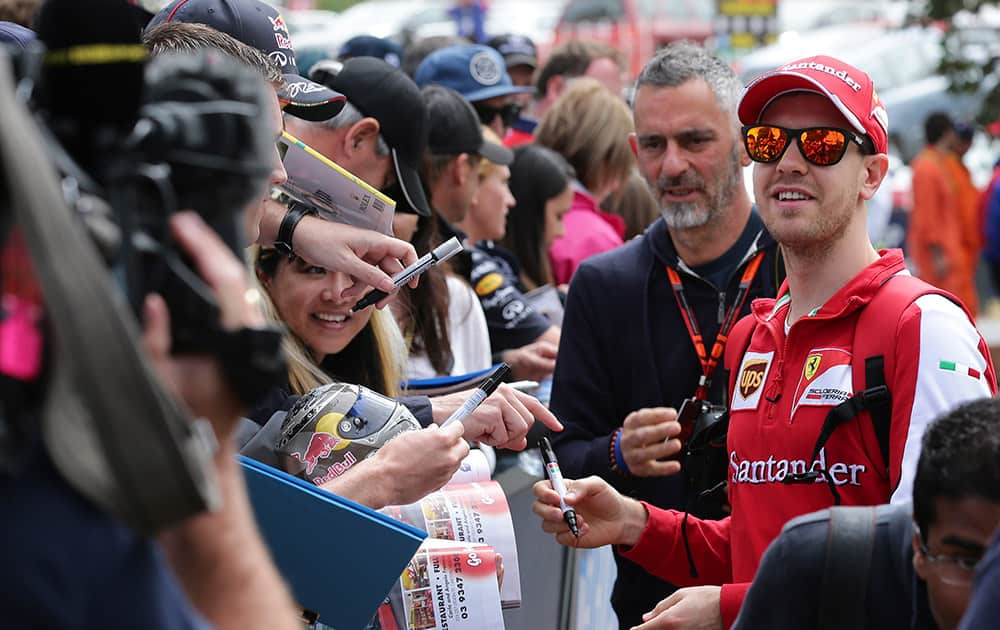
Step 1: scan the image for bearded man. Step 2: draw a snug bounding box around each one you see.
[547,41,784,630]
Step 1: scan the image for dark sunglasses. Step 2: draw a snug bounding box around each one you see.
[743,124,870,166]
[473,102,521,128]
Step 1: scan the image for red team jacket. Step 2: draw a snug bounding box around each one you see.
[620,250,997,627]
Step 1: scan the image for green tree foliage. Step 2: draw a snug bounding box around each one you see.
[924,0,999,125]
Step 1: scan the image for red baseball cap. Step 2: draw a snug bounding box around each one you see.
[738,55,888,155]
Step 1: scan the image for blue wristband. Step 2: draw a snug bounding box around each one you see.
[613,428,631,476]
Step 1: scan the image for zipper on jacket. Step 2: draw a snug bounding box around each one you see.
[717,291,726,324]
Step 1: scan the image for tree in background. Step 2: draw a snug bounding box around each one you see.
[924,0,1000,126]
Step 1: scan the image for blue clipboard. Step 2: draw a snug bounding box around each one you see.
[239,456,427,629]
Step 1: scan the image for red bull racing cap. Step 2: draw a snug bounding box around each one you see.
[147,0,346,121]
[738,54,888,155]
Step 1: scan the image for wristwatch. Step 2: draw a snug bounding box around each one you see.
[274,202,317,257]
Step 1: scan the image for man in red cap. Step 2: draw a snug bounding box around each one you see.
[532,55,997,629]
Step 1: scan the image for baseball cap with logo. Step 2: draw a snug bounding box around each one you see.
[312,57,432,217]
[415,44,534,103]
[423,85,513,166]
[487,34,537,70]
[738,55,888,155]
[147,0,345,121]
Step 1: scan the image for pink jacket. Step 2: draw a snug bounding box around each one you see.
[548,188,625,286]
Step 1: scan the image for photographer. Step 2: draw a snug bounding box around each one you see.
[0,123,300,630]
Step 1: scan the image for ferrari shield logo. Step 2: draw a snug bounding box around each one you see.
[805,354,822,381]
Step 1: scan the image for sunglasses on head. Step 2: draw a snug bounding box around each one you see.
[743,124,871,166]
[473,101,521,128]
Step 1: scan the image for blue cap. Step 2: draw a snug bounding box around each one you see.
[415,44,533,103]
[0,21,35,50]
[338,35,402,68]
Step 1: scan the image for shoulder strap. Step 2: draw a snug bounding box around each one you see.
[819,506,878,630]
[852,274,965,474]
[785,273,948,497]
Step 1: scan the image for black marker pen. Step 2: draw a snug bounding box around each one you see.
[439,363,512,428]
[539,436,580,538]
[351,237,463,312]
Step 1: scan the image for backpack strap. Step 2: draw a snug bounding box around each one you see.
[864,355,891,473]
[784,273,951,500]
[818,506,878,630]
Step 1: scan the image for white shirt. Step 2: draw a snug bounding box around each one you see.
[406,275,492,379]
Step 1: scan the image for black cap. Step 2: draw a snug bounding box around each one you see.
[311,57,432,217]
[422,85,513,166]
[147,0,346,121]
[338,35,402,68]
[486,33,538,70]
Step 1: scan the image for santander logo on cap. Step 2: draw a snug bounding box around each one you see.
[777,59,863,92]
[739,54,889,155]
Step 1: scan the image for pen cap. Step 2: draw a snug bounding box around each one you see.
[431,237,463,264]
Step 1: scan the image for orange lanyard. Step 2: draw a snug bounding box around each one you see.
[666,252,764,400]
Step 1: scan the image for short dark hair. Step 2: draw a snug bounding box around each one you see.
[923,111,954,145]
[913,397,1000,542]
[143,22,284,89]
[534,39,621,98]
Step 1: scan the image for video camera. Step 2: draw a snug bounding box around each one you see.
[40,48,274,353]
[0,9,285,532]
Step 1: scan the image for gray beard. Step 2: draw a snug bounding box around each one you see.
[658,145,743,230]
[661,201,711,230]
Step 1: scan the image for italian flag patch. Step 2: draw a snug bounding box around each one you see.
[939,360,982,380]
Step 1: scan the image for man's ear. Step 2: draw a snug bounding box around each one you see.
[452,153,471,186]
[859,153,889,202]
[913,530,929,580]
[345,117,382,156]
[628,132,639,159]
[737,132,752,167]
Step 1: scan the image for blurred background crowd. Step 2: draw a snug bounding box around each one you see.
[176,0,1000,317]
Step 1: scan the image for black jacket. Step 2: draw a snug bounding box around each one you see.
[549,214,782,628]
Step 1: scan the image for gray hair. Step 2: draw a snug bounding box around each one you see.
[635,41,741,122]
[315,100,390,157]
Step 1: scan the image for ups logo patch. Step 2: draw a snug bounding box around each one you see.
[739,359,768,399]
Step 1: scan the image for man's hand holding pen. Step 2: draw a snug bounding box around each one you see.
[532,476,649,549]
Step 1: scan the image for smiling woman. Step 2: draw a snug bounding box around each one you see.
[253,245,406,397]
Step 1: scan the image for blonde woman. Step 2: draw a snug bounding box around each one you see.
[535,78,635,285]
[245,245,561,506]
[249,245,468,509]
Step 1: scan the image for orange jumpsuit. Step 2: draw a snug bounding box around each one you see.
[908,146,979,316]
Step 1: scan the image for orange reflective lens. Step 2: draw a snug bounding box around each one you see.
[743,125,865,166]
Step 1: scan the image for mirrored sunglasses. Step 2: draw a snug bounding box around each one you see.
[743,124,869,166]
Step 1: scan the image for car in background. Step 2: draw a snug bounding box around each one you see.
[551,0,713,77]
[390,0,562,53]
[284,9,341,50]
[775,0,909,38]
[735,23,995,163]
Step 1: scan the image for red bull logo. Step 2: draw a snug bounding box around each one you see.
[268,14,288,33]
[290,432,341,475]
[274,32,292,50]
